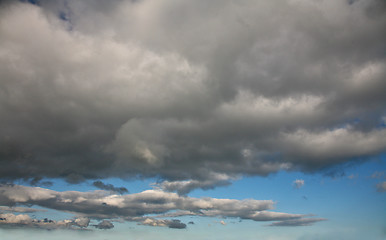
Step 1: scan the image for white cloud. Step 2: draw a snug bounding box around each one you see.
[293,180,305,189]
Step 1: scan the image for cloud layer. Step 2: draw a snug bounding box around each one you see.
[0,212,90,230]
[0,184,325,228]
[0,0,385,191]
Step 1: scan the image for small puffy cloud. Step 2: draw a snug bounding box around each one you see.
[74,217,90,228]
[376,181,386,192]
[220,220,226,225]
[92,181,128,194]
[94,220,114,229]
[293,179,305,189]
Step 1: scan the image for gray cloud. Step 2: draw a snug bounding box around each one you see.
[155,173,236,195]
[0,206,45,213]
[0,184,324,227]
[0,0,385,192]
[92,181,128,194]
[268,218,327,227]
[376,181,386,192]
[73,217,90,228]
[94,220,114,229]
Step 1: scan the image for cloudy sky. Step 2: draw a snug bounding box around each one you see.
[0,0,385,239]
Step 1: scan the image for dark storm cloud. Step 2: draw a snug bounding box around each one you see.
[0,184,324,227]
[92,181,128,194]
[0,0,385,191]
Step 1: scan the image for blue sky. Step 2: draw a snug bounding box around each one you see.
[0,0,385,239]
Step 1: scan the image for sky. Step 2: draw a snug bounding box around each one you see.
[0,0,385,239]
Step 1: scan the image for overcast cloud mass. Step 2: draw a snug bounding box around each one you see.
[0,0,385,189]
[0,0,385,234]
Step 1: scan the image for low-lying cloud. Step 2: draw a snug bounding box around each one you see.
[0,213,90,230]
[94,220,114,229]
[0,184,325,229]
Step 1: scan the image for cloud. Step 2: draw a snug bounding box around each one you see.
[268,218,327,227]
[0,213,90,230]
[73,217,90,228]
[376,181,386,192]
[92,181,128,194]
[155,173,236,195]
[94,220,114,229]
[0,206,45,213]
[293,179,305,189]
[139,218,186,229]
[0,184,324,227]
[0,0,384,191]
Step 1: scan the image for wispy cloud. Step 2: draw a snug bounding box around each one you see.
[268,218,327,227]
[293,179,305,189]
[371,171,385,179]
[376,181,386,192]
